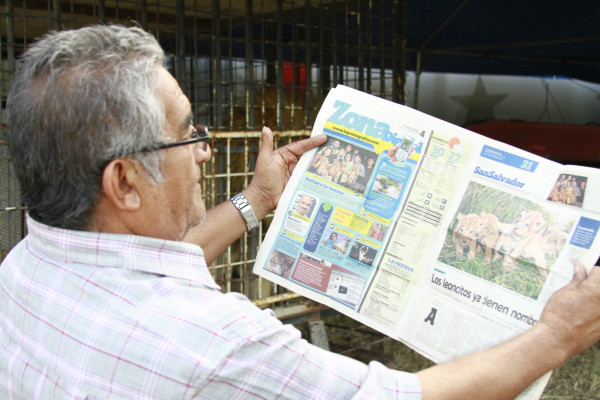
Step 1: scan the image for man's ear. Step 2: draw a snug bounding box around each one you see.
[101,159,142,211]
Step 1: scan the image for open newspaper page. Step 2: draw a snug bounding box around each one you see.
[253,85,600,399]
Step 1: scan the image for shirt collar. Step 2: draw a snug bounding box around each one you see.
[25,215,220,289]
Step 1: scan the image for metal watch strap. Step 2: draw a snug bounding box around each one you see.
[230,192,259,231]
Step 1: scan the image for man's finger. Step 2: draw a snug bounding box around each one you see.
[281,134,327,158]
[573,262,587,283]
[259,126,275,160]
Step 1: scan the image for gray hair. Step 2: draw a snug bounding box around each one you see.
[7,24,167,230]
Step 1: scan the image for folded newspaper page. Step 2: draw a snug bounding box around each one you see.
[253,84,600,399]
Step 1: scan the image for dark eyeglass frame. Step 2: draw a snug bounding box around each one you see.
[136,124,211,153]
[98,124,211,173]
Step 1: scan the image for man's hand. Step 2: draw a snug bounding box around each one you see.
[184,126,325,263]
[537,264,600,361]
[244,126,327,219]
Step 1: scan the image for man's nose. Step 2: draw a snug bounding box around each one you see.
[194,142,212,163]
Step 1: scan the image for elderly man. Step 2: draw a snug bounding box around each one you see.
[2,24,600,400]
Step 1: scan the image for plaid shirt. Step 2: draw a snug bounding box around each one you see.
[0,216,421,399]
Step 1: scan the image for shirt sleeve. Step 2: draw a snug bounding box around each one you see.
[192,293,422,400]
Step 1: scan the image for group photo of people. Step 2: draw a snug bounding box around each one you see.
[307,137,377,194]
[547,174,587,208]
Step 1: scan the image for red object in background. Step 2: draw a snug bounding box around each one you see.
[283,61,307,89]
[465,120,600,165]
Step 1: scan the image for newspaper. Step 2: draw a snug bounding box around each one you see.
[253,85,600,399]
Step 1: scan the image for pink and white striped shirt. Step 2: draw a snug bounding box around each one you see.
[0,216,421,399]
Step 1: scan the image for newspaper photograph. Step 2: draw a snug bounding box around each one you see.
[253,85,600,400]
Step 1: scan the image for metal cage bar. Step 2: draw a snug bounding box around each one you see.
[0,0,406,305]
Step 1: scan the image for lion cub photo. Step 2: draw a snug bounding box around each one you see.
[452,208,566,279]
[441,182,573,298]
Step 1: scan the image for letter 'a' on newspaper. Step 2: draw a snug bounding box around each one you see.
[254,85,600,400]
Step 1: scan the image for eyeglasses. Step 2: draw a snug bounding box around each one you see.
[136,123,211,153]
[98,123,211,173]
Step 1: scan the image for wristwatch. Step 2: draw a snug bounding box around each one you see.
[230,192,259,231]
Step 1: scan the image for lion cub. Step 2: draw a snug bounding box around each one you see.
[496,210,546,270]
[519,226,566,278]
[476,211,508,264]
[453,213,481,259]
